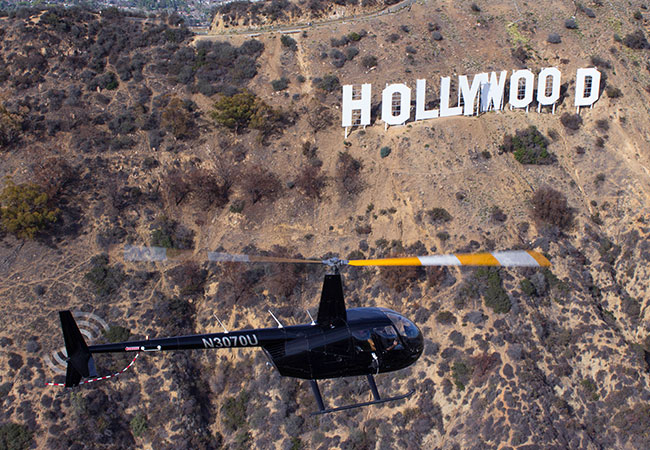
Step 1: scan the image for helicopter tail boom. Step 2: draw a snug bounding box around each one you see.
[59,311,98,387]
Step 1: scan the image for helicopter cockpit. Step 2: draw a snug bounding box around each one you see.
[349,308,423,359]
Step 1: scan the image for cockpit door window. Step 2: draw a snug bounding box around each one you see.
[372,325,404,352]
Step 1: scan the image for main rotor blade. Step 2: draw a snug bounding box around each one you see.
[346,250,550,267]
[207,252,323,264]
[123,246,323,264]
[123,246,195,262]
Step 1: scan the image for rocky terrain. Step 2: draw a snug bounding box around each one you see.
[0,1,649,449]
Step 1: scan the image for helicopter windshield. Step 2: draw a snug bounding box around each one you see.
[386,313,420,339]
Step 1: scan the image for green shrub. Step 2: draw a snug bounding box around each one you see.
[103,326,130,343]
[436,311,456,325]
[520,279,537,296]
[560,113,583,130]
[565,18,578,29]
[380,146,391,158]
[0,178,59,239]
[436,231,450,241]
[130,412,147,437]
[221,391,249,431]
[348,31,361,41]
[426,208,452,224]
[361,55,377,68]
[581,378,600,401]
[89,72,119,91]
[234,431,251,450]
[230,200,245,213]
[0,423,33,450]
[84,254,124,297]
[452,361,470,390]
[271,77,289,91]
[476,267,511,313]
[622,30,649,49]
[547,33,561,44]
[605,86,622,98]
[314,75,340,93]
[280,35,297,51]
[490,206,507,222]
[289,436,303,450]
[501,126,553,164]
[150,216,194,249]
[0,382,11,400]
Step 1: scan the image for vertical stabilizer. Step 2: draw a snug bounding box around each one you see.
[316,274,347,327]
[59,311,97,387]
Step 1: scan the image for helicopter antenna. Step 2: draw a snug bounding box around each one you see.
[268,310,284,328]
[306,309,316,326]
[213,314,229,333]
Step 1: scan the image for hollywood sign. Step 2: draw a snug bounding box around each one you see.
[341,68,601,132]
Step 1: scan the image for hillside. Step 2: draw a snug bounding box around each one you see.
[0,1,649,449]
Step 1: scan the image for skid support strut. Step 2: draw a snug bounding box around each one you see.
[310,380,326,412]
[367,374,381,401]
[309,375,414,415]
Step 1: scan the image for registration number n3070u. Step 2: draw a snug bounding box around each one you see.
[202,335,258,348]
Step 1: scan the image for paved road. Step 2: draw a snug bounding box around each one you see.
[191,0,418,38]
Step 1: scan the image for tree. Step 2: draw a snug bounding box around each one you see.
[0,104,22,149]
[0,178,59,239]
[0,423,33,450]
[161,97,194,139]
[280,35,297,51]
[241,166,281,204]
[336,152,363,195]
[33,157,75,198]
[186,167,231,209]
[211,91,257,133]
[249,100,292,142]
[531,186,574,230]
[295,165,327,199]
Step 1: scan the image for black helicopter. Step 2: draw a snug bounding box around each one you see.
[57,248,549,414]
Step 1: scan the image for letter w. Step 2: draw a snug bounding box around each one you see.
[481,71,508,112]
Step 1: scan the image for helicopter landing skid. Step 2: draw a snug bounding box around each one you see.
[309,375,414,416]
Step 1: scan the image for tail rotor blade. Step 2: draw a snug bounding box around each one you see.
[347,250,550,267]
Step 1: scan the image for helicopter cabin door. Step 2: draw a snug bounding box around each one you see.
[308,325,352,379]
